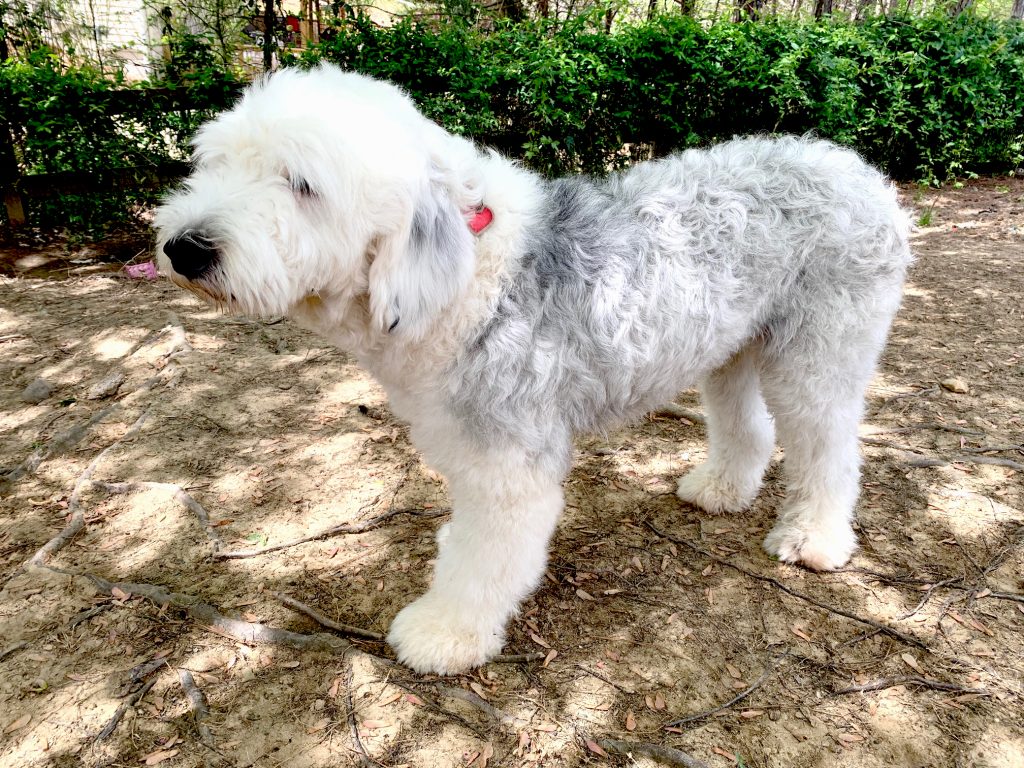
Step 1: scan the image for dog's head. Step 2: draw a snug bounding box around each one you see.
[155,65,479,340]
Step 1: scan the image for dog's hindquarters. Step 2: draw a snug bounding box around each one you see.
[676,155,912,568]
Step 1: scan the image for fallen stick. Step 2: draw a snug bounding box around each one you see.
[28,408,152,566]
[274,591,545,664]
[95,679,157,742]
[664,665,774,728]
[833,676,990,696]
[73,570,351,655]
[272,592,386,642]
[178,669,215,746]
[94,481,223,552]
[215,506,446,559]
[645,522,928,650]
[598,738,712,768]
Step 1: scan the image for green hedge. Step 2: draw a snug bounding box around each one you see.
[304,12,1024,181]
[0,51,239,233]
[3,14,1023,233]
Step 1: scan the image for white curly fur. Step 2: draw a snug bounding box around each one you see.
[155,64,913,675]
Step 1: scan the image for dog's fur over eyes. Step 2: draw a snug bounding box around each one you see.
[155,64,912,674]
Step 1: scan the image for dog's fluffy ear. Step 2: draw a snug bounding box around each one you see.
[368,179,476,339]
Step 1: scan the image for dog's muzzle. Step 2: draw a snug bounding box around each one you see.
[163,232,218,280]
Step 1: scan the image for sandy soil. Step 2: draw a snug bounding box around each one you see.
[0,179,1022,768]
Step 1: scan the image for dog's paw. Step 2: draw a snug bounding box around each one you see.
[387,593,504,675]
[676,463,758,514]
[763,521,856,571]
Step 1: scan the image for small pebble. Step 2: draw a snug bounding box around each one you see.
[940,377,970,394]
[20,378,52,404]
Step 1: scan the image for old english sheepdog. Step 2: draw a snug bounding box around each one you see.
[155,64,912,674]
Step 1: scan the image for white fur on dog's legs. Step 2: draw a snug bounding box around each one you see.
[760,406,861,571]
[759,337,877,571]
[387,466,563,674]
[677,345,775,514]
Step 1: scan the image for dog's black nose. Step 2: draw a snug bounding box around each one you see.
[163,232,218,279]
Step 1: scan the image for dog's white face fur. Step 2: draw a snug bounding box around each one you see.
[156,64,912,675]
[155,67,482,342]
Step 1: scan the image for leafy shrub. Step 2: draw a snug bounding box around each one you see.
[306,12,1024,181]
[3,13,1024,233]
[0,50,240,234]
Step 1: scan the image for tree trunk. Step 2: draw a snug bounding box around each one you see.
[0,5,9,62]
[677,0,697,15]
[733,0,765,20]
[263,0,274,72]
[814,0,833,18]
[1013,0,1024,19]
[949,0,974,14]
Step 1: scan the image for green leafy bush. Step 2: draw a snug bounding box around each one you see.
[3,13,1023,233]
[0,50,240,234]
[306,12,1024,181]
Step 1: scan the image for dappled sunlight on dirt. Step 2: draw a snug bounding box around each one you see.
[1,178,1022,767]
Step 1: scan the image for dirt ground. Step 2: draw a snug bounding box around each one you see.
[0,178,1021,768]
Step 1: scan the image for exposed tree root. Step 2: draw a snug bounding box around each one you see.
[664,664,776,728]
[645,522,928,650]
[214,506,447,560]
[598,738,712,768]
[833,676,990,696]
[28,408,152,567]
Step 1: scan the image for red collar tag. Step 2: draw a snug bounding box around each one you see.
[467,206,493,235]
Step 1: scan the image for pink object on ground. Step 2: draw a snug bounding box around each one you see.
[124,260,159,279]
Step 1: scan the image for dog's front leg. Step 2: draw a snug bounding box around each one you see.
[387,463,564,674]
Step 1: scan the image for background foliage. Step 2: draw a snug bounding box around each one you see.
[1,8,1023,233]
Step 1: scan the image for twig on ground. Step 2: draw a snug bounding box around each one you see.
[94,481,223,552]
[954,454,1024,472]
[28,408,152,566]
[214,506,447,559]
[273,591,545,664]
[389,679,488,739]
[833,676,990,696]
[876,387,939,406]
[598,738,712,768]
[95,679,157,741]
[650,404,706,424]
[436,685,522,728]
[272,592,386,642]
[69,570,353,655]
[853,568,1024,605]
[664,665,775,728]
[862,422,985,437]
[343,655,376,768]
[898,578,964,620]
[645,522,928,650]
[0,641,28,661]
[178,669,215,746]
[576,663,636,694]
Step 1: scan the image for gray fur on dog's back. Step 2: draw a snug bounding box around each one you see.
[450,136,911,458]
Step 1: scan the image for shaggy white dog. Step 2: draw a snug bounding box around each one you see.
[155,64,912,675]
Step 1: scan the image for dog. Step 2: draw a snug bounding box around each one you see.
[154,64,912,674]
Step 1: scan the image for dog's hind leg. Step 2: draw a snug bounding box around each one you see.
[757,315,892,571]
[387,457,564,674]
[676,343,775,514]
